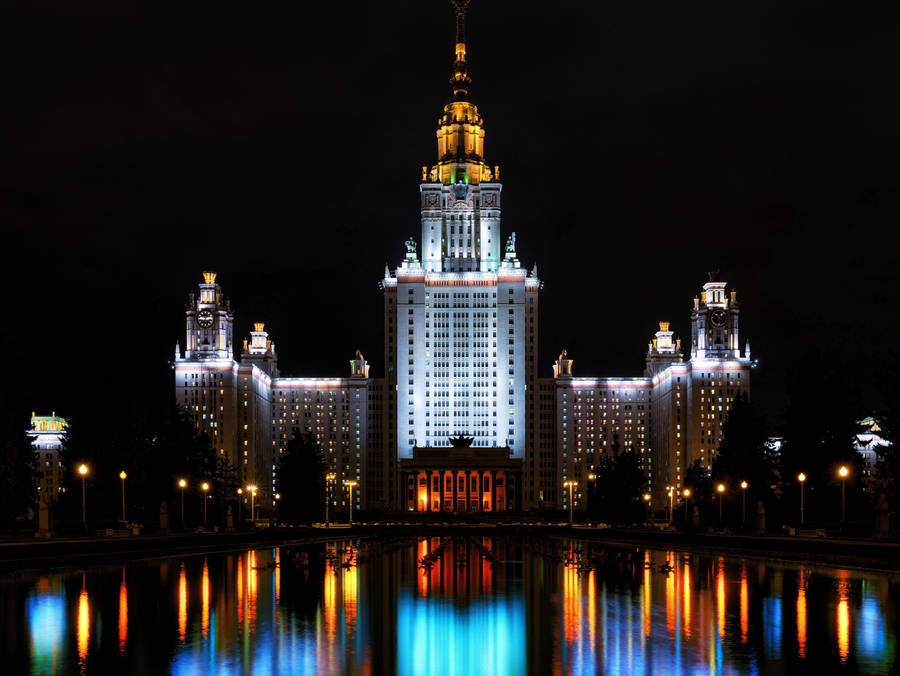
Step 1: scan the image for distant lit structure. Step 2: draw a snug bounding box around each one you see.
[855,417,890,476]
[28,413,67,499]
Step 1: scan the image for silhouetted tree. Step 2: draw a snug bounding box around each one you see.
[712,394,777,524]
[0,411,38,529]
[590,434,647,524]
[869,351,900,521]
[276,433,326,525]
[779,352,864,522]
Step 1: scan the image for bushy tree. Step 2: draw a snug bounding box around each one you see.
[712,394,777,524]
[276,433,326,525]
[779,351,864,522]
[589,434,647,524]
[868,351,900,521]
[0,411,38,528]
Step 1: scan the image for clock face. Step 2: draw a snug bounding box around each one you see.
[709,308,728,328]
[197,310,215,329]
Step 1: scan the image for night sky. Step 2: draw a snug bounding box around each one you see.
[3,1,897,430]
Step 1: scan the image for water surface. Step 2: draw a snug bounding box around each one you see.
[3,536,898,674]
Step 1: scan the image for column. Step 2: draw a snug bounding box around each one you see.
[426,470,432,512]
[490,471,497,513]
[465,471,471,512]
[452,470,459,513]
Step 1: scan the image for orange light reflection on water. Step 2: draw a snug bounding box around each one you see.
[837,570,850,663]
[118,570,127,655]
[797,569,807,658]
[418,539,429,597]
[740,563,749,643]
[717,558,726,639]
[77,577,89,670]
[343,564,358,642]
[666,552,675,638]
[236,555,244,625]
[247,550,258,629]
[324,560,336,640]
[682,556,691,639]
[201,560,210,638]
[643,551,651,638]
[178,564,187,642]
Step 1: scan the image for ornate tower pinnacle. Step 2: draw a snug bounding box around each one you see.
[450,0,472,101]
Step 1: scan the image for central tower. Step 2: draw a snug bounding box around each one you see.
[420,0,501,273]
[382,1,540,499]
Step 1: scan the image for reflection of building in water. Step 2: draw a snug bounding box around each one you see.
[28,412,67,500]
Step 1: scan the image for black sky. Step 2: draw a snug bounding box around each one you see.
[2,0,898,429]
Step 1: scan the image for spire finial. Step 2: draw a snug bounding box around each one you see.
[449,1,473,100]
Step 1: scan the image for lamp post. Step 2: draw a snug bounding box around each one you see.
[717,483,725,523]
[798,472,806,526]
[237,488,243,523]
[178,479,187,528]
[683,488,691,521]
[325,472,336,526]
[345,480,358,525]
[740,481,748,524]
[119,471,127,524]
[838,465,849,524]
[667,486,674,524]
[274,493,280,524]
[563,480,577,525]
[201,482,209,526]
[78,464,89,530]
[586,473,596,520]
[643,493,651,526]
[248,485,257,522]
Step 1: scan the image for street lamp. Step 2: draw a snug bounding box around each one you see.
[178,479,187,528]
[344,480,358,525]
[838,465,849,524]
[643,493,651,526]
[201,482,209,526]
[325,472,336,526]
[740,481,748,524]
[716,483,725,523]
[563,480,577,525]
[247,485,257,522]
[237,488,243,523]
[119,471,127,524]
[586,473,596,519]
[683,488,691,521]
[666,486,674,524]
[78,464,89,530]
[798,472,807,526]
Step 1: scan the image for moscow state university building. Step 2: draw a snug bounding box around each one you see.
[174,7,751,515]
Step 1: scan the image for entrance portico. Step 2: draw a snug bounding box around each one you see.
[399,438,523,513]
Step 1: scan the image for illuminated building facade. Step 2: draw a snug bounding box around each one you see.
[172,4,752,513]
[549,275,751,509]
[174,272,369,514]
[380,0,539,512]
[28,412,67,499]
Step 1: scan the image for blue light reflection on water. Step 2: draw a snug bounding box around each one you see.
[11,539,900,675]
[396,589,525,676]
[27,584,66,675]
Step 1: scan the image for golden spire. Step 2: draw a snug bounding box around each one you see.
[253,322,265,332]
[658,321,670,332]
[450,0,472,101]
[202,271,217,284]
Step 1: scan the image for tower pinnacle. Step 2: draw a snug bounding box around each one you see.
[450,0,472,101]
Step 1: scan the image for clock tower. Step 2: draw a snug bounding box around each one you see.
[690,271,742,360]
[184,271,234,360]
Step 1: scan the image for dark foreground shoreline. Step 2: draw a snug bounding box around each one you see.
[2,522,899,574]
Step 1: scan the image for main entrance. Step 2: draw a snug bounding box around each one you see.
[398,437,523,513]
